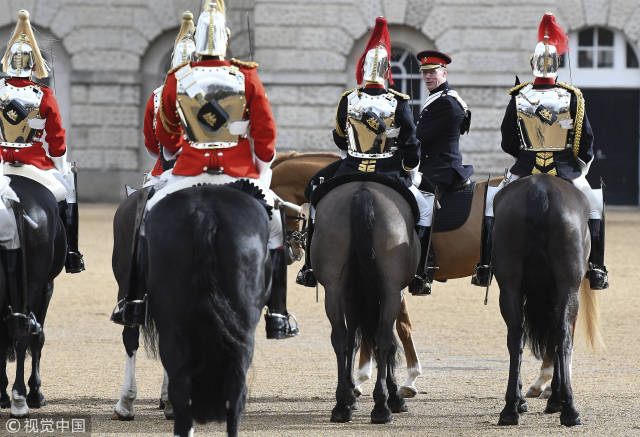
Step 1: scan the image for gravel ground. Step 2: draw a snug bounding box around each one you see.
[2,205,638,436]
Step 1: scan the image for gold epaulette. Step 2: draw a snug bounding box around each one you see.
[557,82,585,158]
[341,87,359,98]
[163,63,188,81]
[230,58,259,69]
[389,88,410,100]
[509,81,531,95]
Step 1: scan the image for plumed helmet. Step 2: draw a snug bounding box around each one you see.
[356,17,393,86]
[171,11,197,69]
[532,13,569,79]
[2,10,49,79]
[194,0,230,58]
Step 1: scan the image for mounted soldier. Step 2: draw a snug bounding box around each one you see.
[0,9,84,282]
[408,50,474,296]
[296,17,431,288]
[111,0,298,340]
[472,13,608,290]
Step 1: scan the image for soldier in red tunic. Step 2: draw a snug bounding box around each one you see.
[150,0,297,339]
[0,10,84,276]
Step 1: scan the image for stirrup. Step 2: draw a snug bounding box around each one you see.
[296,265,317,287]
[110,296,148,327]
[265,311,299,339]
[471,264,492,287]
[587,265,609,290]
[408,275,431,296]
[65,251,85,273]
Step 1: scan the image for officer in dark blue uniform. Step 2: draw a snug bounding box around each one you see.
[415,51,473,193]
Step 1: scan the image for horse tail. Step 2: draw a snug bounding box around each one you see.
[347,186,396,368]
[522,182,555,360]
[577,277,604,350]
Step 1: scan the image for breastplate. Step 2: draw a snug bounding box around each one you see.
[345,90,399,159]
[0,79,44,148]
[516,85,572,152]
[175,65,247,149]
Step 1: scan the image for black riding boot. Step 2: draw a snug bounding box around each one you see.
[0,248,41,338]
[408,226,436,296]
[471,216,494,287]
[587,219,609,290]
[295,219,317,287]
[265,248,299,339]
[59,201,85,273]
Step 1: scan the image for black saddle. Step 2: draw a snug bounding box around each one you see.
[433,181,476,232]
[310,173,419,223]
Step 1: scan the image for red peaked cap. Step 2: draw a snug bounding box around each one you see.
[538,13,569,55]
[356,17,393,85]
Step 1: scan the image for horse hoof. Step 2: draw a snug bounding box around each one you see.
[398,385,417,399]
[497,411,518,426]
[0,392,10,408]
[349,399,359,411]
[517,399,528,413]
[388,397,408,414]
[525,386,542,398]
[112,410,134,421]
[27,392,46,408]
[544,399,562,414]
[330,405,352,423]
[11,391,29,418]
[371,406,392,424]
[158,399,165,409]
[539,386,552,399]
[560,410,582,427]
[353,386,362,398]
[164,399,174,420]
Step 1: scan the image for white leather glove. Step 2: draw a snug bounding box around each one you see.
[51,154,70,175]
[406,165,422,188]
[254,155,274,188]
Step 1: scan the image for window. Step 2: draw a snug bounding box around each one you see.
[389,47,425,120]
[577,28,614,68]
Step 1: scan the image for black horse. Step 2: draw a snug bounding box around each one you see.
[312,182,419,423]
[0,175,65,417]
[142,182,271,437]
[493,174,599,427]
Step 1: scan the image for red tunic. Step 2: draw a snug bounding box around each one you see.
[0,78,66,169]
[155,59,276,178]
[143,91,163,176]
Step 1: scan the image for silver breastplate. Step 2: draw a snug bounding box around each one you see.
[175,65,248,149]
[0,79,45,148]
[515,85,572,152]
[345,90,399,159]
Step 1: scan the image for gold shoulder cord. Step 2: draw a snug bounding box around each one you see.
[558,82,584,157]
[509,81,531,95]
[230,58,259,69]
[335,87,358,137]
[388,88,409,100]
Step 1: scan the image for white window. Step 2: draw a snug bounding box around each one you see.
[558,27,640,87]
[389,46,425,119]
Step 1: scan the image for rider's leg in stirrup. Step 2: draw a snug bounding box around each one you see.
[265,206,299,339]
[296,204,317,287]
[408,187,435,296]
[572,176,608,290]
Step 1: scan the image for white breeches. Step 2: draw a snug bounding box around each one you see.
[410,185,433,227]
[486,171,603,219]
[2,164,71,203]
[146,172,283,249]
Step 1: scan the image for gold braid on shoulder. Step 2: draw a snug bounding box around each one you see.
[509,81,531,95]
[557,82,585,157]
[335,87,359,138]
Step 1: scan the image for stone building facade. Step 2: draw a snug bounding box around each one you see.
[1,0,639,203]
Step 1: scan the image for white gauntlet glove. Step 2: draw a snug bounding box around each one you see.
[406,165,422,188]
[254,155,274,188]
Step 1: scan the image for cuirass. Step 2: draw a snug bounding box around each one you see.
[346,90,399,159]
[0,79,44,148]
[516,85,572,152]
[175,65,247,149]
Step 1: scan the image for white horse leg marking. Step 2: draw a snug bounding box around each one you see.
[354,357,373,397]
[526,360,553,398]
[114,351,137,419]
[11,389,29,417]
[399,343,422,399]
[175,427,194,437]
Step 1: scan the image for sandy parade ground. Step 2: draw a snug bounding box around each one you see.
[1,204,638,436]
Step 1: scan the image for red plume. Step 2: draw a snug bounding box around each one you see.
[537,13,569,55]
[356,17,393,85]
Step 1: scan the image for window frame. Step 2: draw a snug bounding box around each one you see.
[389,46,425,119]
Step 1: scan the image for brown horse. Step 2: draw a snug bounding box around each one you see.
[272,152,570,399]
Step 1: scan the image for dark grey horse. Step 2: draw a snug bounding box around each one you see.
[493,174,590,427]
[312,181,419,424]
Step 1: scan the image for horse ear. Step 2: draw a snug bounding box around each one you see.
[514,75,521,86]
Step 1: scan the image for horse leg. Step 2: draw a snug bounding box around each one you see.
[10,340,29,418]
[225,374,248,437]
[354,344,372,397]
[498,289,526,426]
[0,332,10,408]
[345,320,359,411]
[371,317,395,424]
[386,362,408,414]
[557,322,581,427]
[162,368,174,419]
[526,355,553,398]
[27,282,52,408]
[113,326,139,420]
[396,298,421,399]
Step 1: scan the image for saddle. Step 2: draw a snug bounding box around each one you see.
[433,181,476,232]
[223,179,273,219]
[310,173,419,223]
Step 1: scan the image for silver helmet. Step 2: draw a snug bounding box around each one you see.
[194,0,229,58]
[171,11,197,69]
[5,36,35,78]
[532,36,559,79]
[2,10,49,79]
[362,44,389,85]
